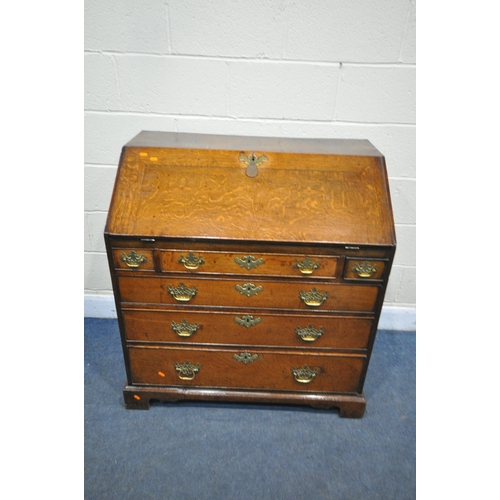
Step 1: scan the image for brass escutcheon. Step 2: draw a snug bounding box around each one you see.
[235,255,265,270]
[170,319,199,337]
[239,152,268,178]
[120,250,147,268]
[352,261,378,278]
[292,365,319,384]
[299,287,328,307]
[174,361,200,380]
[167,282,198,302]
[294,257,320,275]
[235,315,262,328]
[233,352,259,364]
[295,324,324,342]
[236,283,263,297]
[179,252,205,270]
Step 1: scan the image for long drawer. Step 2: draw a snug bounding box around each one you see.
[128,346,366,393]
[117,276,379,312]
[161,250,339,279]
[122,309,373,349]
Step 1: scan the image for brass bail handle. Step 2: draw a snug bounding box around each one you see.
[239,152,268,178]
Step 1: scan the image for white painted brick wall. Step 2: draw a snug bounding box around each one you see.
[84,0,416,318]
[285,0,410,62]
[169,1,289,58]
[229,61,339,120]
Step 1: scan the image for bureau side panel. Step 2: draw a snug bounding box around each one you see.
[103,234,133,384]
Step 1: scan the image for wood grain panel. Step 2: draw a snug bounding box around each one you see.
[161,250,338,279]
[128,345,366,393]
[117,276,379,312]
[113,249,155,271]
[122,309,373,349]
[105,140,395,246]
[344,259,386,281]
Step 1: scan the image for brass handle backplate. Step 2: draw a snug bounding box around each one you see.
[236,283,263,297]
[292,365,319,384]
[295,324,324,342]
[294,257,320,275]
[352,261,378,278]
[179,252,205,270]
[174,361,200,380]
[299,287,328,307]
[235,315,261,328]
[239,152,268,178]
[233,352,259,364]
[235,255,264,270]
[120,251,147,268]
[171,319,199,337]
[167,282,198,302]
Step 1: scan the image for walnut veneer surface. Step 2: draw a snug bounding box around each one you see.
[104,131,396,418]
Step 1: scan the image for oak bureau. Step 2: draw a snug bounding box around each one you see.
[104,131,396,418]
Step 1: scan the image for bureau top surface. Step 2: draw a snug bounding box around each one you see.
[106,132,396,246]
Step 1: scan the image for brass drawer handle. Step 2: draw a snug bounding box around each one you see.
[235,255,265,270]
[235,315,261,328]
[294,257,320,275]
[167,282,198,302]
[120,250,147,268]
[233,352,259,364]
[236,283,263,297]
[299,287,328,307]
[295,324,324,342]
[174,361,200,380]
[292,365,319,384]
[352,261,378,278]
[179,252,205,270]
[171,319,199,337]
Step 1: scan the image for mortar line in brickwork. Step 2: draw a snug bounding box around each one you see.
[225,61,230,115]
[84,209,109,214]
[281,0,291,59]
[83,109,416,127]
[85,50,415,68]
[398,1,413,63]
[83,166,116,169]
[333,62,343,120]
[165,1,172,54]
[111,56,122,108]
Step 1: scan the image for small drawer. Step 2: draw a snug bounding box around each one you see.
[118,276,379,313]
[122,309,373,349]
[113,249,154,271]
[161,250,338,279]
[344,259,386,281]
[128,345,366,394]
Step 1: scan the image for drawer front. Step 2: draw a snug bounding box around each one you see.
[344,259,386,281]
[122,309,373,349]
[113,249,154,271]
[162,250,338,279]
[128,346,366,393]
[118,276,379,313]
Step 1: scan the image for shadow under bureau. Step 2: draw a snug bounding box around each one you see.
[104,131,396,418]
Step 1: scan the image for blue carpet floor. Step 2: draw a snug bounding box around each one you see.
[84,318,415,500]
